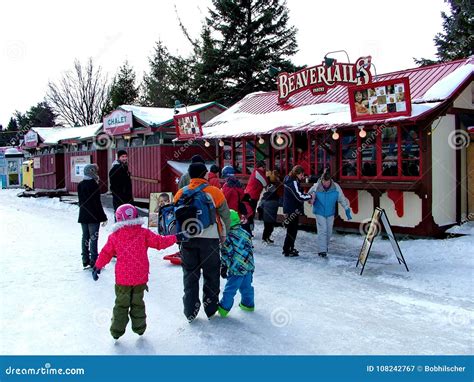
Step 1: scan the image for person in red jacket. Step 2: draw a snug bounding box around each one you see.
[208,164,221,188]
[92,204,177,340]
[221,166,249,223]
[242,160,268,235]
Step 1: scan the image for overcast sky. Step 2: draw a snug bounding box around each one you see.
[0,0,449,128]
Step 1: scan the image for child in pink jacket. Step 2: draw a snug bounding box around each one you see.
[93,204,177,340]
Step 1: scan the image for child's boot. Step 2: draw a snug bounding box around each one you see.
[239,303,255,312]
[217,305,229,317]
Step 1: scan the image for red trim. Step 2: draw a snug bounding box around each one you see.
[343,189,359,214]
[387,189,404,217]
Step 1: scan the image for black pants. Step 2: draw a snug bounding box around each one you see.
[241,198,258,236]
[81,223,100,266]
[262,222,275,240]
[180,238,221,321]
[283,216,299,253]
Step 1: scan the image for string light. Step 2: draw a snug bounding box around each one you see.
[358,126,367,138]
[204,140,210,147]
[258,136,264,145]
[331,129,339,140]
[218,139,225,147]
[276,134,284,145]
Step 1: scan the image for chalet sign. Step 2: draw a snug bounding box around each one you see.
[277,56,373,104]
[24,130,38,147]
[103,109,133,136]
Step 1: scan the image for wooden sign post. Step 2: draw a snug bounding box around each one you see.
[356,207,409,275]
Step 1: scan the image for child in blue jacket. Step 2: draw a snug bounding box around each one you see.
[308,171,352,257]
[218,210,255,317]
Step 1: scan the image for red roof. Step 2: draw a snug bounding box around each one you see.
[236,58,472,115]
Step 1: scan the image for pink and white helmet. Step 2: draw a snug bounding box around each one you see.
[115,204,138,222]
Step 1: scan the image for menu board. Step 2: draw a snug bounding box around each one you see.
[349,77,411,122]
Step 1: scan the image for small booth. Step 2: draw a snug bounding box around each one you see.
[103,102,226,200]
[0,147,24,188]
[201,56,474,237]
[22,159,34,189]
[23,124,107,192]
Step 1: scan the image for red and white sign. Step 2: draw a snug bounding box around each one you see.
[348,77,412,122]
[103,110,133,136]
[174,112,203,139]
[24,131,38,147]
[277,56,373,104]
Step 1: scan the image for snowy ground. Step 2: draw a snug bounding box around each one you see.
[0,189,472,355]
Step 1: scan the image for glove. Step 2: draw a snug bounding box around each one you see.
[345,208,353,221]
[101,220,108,227]
[176,232,188,243]
[92,266,101,281]
[220,265,228,279]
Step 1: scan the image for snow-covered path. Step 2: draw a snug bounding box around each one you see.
[0,189,472,355]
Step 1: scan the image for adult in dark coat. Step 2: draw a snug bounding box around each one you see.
[282,165,311,257]
[78,164,107,268]
[109,150,133,212]
[258,184,280,243]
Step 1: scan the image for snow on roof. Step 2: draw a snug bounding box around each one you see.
[167,160,213,175]
[202,58,473,138]
[33,123,102,144]
[415,63,474,102]
[120,102,221,127]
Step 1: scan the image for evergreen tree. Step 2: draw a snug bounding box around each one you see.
[26,101,56,127]
[142,41,175,107]
[201,0,299,105]
[13,111,29,129]
[6,117,18,131]
[108,61,139,110]
[415,0,473,66]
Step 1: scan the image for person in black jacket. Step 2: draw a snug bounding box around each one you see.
[282,165,311,257]
[109,150,133,212]
[78,164,107,268]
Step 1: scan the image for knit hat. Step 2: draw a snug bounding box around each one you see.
[256,160,266,169]
[115,204,138,222]
[229,209,241,228]
[188,162,208,179]
[221,165,235,178]
[210,164,220,174]
[83,164,98,181]
[191,154,205,164]
[117,150,127,158]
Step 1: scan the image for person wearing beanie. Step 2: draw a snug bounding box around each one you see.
[178,155,206,189]
[173,162,231,322]
[218,209,255,317]
[109,150,133,213]
[308,170,352,258]
[208,164,221,188]
[92,203,178,340]
[78,163,107,269]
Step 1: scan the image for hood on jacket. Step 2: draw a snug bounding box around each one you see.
[111,217,145,233]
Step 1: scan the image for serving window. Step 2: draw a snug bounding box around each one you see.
[339,125,421,180]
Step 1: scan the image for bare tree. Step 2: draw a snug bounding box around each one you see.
[47,58,110,126]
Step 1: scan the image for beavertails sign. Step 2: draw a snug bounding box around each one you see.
[277,56,373,104]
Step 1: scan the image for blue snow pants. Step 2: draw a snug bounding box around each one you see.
[220,273,254,311]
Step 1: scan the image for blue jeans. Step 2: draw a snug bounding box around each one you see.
[81,223,100,265]
[220,273,254,311]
